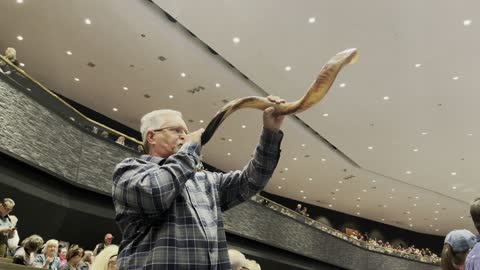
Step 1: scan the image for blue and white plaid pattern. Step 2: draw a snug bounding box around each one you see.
[113,128,283,270]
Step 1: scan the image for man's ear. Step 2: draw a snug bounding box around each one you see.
[146,130,156,146]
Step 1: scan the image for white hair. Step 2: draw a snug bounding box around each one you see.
[140,109,182,145]
[228,249,247,270]
[90,245,118,270]
[42,239,59,254]
[246,259,261,270]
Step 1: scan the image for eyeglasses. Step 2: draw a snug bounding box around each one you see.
[153,126,188,136]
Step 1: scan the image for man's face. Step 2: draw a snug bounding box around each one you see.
[147,115,188,158]
[105,237,112,245]
[46,243,57,256]
[0,202,13,216]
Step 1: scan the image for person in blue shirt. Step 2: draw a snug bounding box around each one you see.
[466,198,480,269]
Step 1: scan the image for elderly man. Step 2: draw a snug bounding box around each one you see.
[0,198,16,257]
[93,233,114,256]
[113,96,285,269]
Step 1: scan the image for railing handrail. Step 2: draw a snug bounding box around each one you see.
[0,55,142,145]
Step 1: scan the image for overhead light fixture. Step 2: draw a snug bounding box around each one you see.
[461,216,464,219]
[278,186,282,189]
[328,204,333,207]
[467,133,473,136]
[66,51,72,55]
[74,78,80,82]
[284,168,288,171]
[356,212,360,215]
[429,224,433,227]
[389,196,393,199]
[392,188,395,191]
[228,138,232,142]
[372,180,376,183]
[215,83,221,88]
[17,35,23,41]
[123,87,128,90]
[357,197,361,200]
[435,210,439,214]
[464,19,472,26]
[381,218,385,221]
[452,76,459,80]
[405,171,412,174]
[383,96,390,100]
[199,120,204,123]
[362,189,367,192]
[415,196,419,199]
[293,157,297,161]
[308,178,313,181]
[339,83,346,88]
[301,144,306,147]
[413,148,419,152]
[332,198,336,200]
[452,186,457,189]
[434,217,438,220]
[408,218,412,221]
[19,63,25,67]
[308,17,316,23]
[281,177,286,180]
[84,18,92,25]
[180,73,186,77]
[113,108,118,112]
[300,190,304,193]
[356,205,360,208]
[285,66,292,71]
[303,196,307,199]
[338,180,343,184]
[451,172,457,176]
[415,64,422,68]
[406,211,411,214]
[168,95,174,99]
[241,125,246,128]
[233,37,240,44]
[413,204,417,207]
[421,132,428,135]
[321,158,326,162]
[16,0,23,3]
[409,224,413,227]
[367,146,373,150]
[335,189,340,192]
[323,113,329,117]
[227,152,231,156]
[435,229,439,232]
[436,203,440,206]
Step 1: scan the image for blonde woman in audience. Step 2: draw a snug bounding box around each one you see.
[441,229,476,270]
[115,136,125,146]
[89,245,118,270]
[33,239,61,269]
[12,234,44,266]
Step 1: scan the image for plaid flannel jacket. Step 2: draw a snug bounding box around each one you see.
[112,128,283,270]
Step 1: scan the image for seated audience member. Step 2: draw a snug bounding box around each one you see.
[89,245,118,270]
[228,249,249,270]
[441,229,476,270]
[137,144,144,153]
[0,198,16,257]
[13,234,44,266]
[60,245,84,270]
[33,239,61,269]
[294,204,302,213]
[0,47,20,73]
[100,131,109,139]
[466,197,480,269]
[300,206,309,217]
[115,136,125,146]
[58,245,68,268]
[82,251,94,269]
[93,234,113,256]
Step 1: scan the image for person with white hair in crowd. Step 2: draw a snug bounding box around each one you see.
[228,249,249,270]
[89,245,118,270]
[0,198,16,257]
[113,96,286,269]
[33,239,61,269]
[12,234,44,266]
[246,259,261,270]
[0,47,20,73]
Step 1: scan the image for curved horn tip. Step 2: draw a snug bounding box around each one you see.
[338,48,359,64]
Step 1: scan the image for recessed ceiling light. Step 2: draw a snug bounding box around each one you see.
[356,212,360,215]
[284,168,288,171]
[451,172,457,176]
[168,95,174,99]
[356,205,360,208]
[278,186,282,189]
[66,51,72,55]
[381,218,385,221]
[328,204,333,207]
[308,178,313,181]
[113,108,118,112]
[16,0,23,3]
[17,35,23,41]
[338,180,343,184]
[434,217,438,220]
[464,19,472,26]
[372,180,376,183]
[383,96,390,100]
[408,218,412,221]
[362,189,367,192]
[467,133,473,136]
[421,132,428,135]
[409,224,413,227]
[293,157,297,161]
[321,158,326,162]
[241,125,246,128]
[335,189,340,192]
[323,113,329,117]
[415,64,422,68]
[228,138,232,142]
[215,83,221,88]
[84,18,92,25]
[301,144,306,147]
[303,196,307,199]
[389,196,393,199]
[339,83,346,88]
[332,198,336,200]
[383,205,387,208]
[227,152,231,156]
[413,204,417,207]
[180,73,186,77]
[405,171,412,174]
[436,203,440,206]
[281,177,286,180]
[19,63,25,67]
[308,17,316,23]
[406,211,411,214]
[452,76,459,80]
[434,210,439,214]
[123,87,128,90]
[391,188,395,191]
[461,216,464,219]
[429,224,433,227]
[233,37,240,44]
[300,190,304,193]
[199,120,204,123]
[367,146,373,150]
[452,186,457,189]
[74,78,80,82]
[413,148,419,152]
[285,66,292,71]
[415,196,419,199]
[435,229,439,232]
